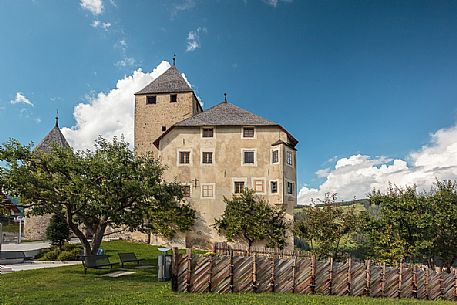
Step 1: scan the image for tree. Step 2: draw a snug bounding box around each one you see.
[0,137,195,255]
[294,194,363,259]
[214,189,288,249]
[46,212,70,248]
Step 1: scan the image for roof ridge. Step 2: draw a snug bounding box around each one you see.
[135,64,193,95]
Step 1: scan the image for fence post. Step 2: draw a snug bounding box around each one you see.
[171,247,179,292]
[366,260,371,296]
[185,248,192,292]
[347,257,352,295]
[439,268,444,299]
[311,254,316,294]
[292,256,297,293]
[271,256,276,292]
[425,266,429,300]
[412,264,418,299]
[208,254,213,293]
[381,262,386,297]
[398,261,402,298]
[454,268,457,301]
[328,257,333,295]
[229,249,234,293]
[252,253,257,292]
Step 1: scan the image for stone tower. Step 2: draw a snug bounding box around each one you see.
[134,64,202,156]
[23,114,70,241]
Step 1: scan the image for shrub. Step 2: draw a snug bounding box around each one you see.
[57,250,79,261]
[42,248,60,260]
[46,212,70,248]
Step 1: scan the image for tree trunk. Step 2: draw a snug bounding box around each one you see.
[65,207,92,256]
[90,221,108,255]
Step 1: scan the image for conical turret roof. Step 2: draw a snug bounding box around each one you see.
[35,117,70,153]
[135,65,193,95]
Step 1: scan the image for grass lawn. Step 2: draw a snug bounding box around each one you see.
[0,240,454,305]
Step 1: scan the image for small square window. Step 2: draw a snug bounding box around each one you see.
[170,94,177,103]
[182,185,191,197]
[179,151,190,164]
[286,151,293,167]
[243,127,255,138]
[234,181,245,194]
[271,181,278,194]
[253,179,265,193]
[146,96,156,104]
[202,184,214,198]
[243,151,255,164]
[272,150,279,164]
[202,128,214,138]
[287,182,294,195]
[162,126,166,132]
[202,152,213,164]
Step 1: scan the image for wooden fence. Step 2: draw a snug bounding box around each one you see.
[171,246,457,301]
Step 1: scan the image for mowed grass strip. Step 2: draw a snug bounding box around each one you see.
[0,240,454,305]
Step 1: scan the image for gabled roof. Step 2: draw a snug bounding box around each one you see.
[175,101,277,127]
[135,66,193,95]
[153,101,298,148]
[35,119,70,153]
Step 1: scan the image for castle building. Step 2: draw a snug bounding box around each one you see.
[135,63,298,248]
[24,115,70,241]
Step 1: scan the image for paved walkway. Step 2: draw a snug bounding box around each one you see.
[1,261,81,273]
[1,241,51,252]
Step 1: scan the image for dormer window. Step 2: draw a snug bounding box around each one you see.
[146,95,156,104]
[170,94,177,103]
[242,127,255,138]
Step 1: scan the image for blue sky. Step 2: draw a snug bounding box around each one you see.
[1,0,457,203]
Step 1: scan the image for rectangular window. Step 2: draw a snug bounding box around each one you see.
[271,181,278,194]
[202,128,214,138]
[146,95,156,104]
[272,150,279,164]
[234,181,245,194]
[201,184,214,198]
[179,151,190,164]
[253,179,265,193]
[286,151,293,167]
[243,151,255,164]
[287,182,294,195]
[243,127,255,138]
[170,94,177,103]
[182,185,191,197]
[202,152,213,164]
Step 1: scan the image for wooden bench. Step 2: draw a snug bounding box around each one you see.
[80,255,118,274]
[118,252,144,268]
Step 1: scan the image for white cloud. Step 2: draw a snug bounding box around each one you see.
[62,61,172,151]
[91,20,111,31]
[172,0,196,17]
[263,0,293,7]
[10,92,34,107]
[115,57,136,67]
[298,124,457,205]
[186,27,207,52]
[80,0,103,15]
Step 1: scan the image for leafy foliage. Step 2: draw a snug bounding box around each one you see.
[294,194,363,259]
[0,137,195,255]
[46,212,70,248]
[214,189,289,248]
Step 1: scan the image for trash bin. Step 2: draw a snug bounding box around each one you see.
[158,247,172,281]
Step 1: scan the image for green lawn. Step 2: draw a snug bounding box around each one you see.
[0,240,454,305]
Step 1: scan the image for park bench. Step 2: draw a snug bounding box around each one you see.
[118,252,144,268]
[80,255,118,274]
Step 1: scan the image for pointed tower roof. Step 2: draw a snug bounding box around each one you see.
[135,66,193,95]
[35,116,70,153]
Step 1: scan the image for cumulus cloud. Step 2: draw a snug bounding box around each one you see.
[62,61,173,151]
[263,0,293,7]
[10,92,34,107]
[186,27,207,52]
[298,124,457,205]
[80,0,103,15]
[91,20,111,31]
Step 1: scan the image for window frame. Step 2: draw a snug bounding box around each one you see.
[201,127,215,139]
[286,180,295,196]
[177,149,192,166]
[252,177,266,195]
[270,180,279,195]
[146,95,157,105]
[170,94,177,103]
[271,148,280,164]
[201,150,214,165]
[201,183,216,199]
[232,177,248,194]
[241,126,256,139]
[286,149,294,168]
[182,184,192,198]
[241,149,256,166]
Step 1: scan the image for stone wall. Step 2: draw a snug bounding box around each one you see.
[24,213,51,241]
